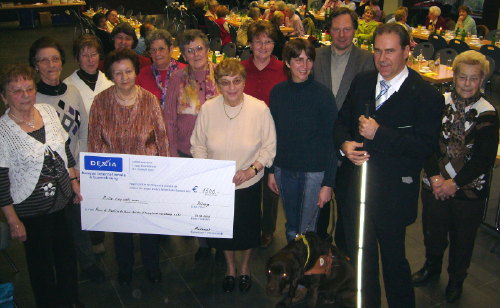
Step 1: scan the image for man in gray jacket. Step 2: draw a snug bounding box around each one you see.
[313,7,374,243]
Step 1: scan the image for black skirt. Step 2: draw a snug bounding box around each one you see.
[208,180,262,251]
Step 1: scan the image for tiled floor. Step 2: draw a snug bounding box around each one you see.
[1,25,500,308]
[1,203,500,308]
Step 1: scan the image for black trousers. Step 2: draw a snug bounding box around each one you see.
[21,207,79,308]
[362,213,415,308]
[114,233,160,277]
[421,189,485,282]
[261,173,279,236]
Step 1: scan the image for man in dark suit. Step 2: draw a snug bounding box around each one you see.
[313,7,374,242]
[334,23,444,307]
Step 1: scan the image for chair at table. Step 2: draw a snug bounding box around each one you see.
[309,0,321,11]
[302,17,315,36]
[117,5,125,15]
[239,47,252,61]
[222,42,237,57]
[210,37,222,52]
[228,24,238,44]
[413,42,434,60]
[485,29,499,41]
[304,11,318,31]
[429,34,448,58]
[435,48,458,65]
[479,44,500,75]
[476,25,489,39]
[448,39,470,54]
[384,13,394,23]
[483,55,495,93]
[206,18,221,41]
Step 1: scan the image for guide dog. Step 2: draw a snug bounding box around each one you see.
[266,232,355,308]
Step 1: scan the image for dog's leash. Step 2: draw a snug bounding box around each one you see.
[294,206,321,270]
[303,206,320,234]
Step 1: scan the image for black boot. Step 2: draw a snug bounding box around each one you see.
[412,255,442,286]
[445,279,463,303]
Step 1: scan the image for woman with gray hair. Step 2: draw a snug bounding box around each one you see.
[136,29,186,109]
[425,6,447,30]
[412,50,498,303]
[164,29,220,262]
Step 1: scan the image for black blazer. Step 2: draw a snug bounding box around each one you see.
[334,68,444,226]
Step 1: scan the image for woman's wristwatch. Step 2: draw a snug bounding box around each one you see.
[249,164,259,175]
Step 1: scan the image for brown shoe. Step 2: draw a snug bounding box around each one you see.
[260,234,273,248]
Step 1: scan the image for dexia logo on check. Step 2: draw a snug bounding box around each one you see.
[84,156,123,172]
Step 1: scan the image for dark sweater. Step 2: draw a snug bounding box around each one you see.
[423,95,499,200]
[269,76,338,187]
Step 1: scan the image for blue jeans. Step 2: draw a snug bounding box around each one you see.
[274,167,324,242]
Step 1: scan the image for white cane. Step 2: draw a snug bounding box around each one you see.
[356,156,368,308]
[357,105,370,308]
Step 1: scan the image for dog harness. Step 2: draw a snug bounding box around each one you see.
[295,234,334,277]
[304,250,333,276]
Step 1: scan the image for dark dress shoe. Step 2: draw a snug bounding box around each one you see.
[215,249,226,266]
[412,258,442,286]
[446,280,463,303]
[195,247,211,261]
[146,270,162,284]
[412,266,440,285]
[239,275,252,292]
[222,276,236,293]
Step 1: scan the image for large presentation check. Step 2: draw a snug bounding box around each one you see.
[80,153,236,238]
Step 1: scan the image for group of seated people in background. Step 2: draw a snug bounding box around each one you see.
[90,0,482,58]
[0,1,498,308]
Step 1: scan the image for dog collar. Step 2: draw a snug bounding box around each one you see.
[295,234,310,269]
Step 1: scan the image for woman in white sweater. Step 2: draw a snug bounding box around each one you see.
[29,36,88,169]
[191,59,276,293]
[64,34,113,114]
[0,64,83,307]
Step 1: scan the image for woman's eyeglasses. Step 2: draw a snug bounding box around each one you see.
[218,78,244,87]
[185,45,205,55]
[36,56,62,65]
[8,87,36,97]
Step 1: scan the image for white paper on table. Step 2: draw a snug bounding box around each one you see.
[80,152,236,238]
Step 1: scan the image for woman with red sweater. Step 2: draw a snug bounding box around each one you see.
[136,29,186,109]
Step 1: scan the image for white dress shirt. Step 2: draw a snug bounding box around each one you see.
[375,66,409,108]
